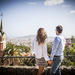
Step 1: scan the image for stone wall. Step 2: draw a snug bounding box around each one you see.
[0,66,75,75]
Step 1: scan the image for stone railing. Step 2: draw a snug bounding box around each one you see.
[0,66,75,75]
[0,56,75,75]
[0,56,35,66]
[0,55,75,66]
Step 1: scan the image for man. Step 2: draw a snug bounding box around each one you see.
[48,25,66,75]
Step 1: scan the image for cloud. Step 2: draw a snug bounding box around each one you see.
[66,10,75,15]
[28,2,37,5]
[70,10,75,14]
[44,0,64,6]
[62,4,70,8]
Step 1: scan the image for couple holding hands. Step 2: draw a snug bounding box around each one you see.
[31,25,66,75]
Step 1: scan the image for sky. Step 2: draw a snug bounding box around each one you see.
[0,0,75,38]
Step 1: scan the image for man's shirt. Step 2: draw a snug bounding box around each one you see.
[50,34,66,60]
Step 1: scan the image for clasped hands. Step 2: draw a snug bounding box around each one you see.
[48,60,53,65]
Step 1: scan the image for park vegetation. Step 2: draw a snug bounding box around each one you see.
[2,36,75,66]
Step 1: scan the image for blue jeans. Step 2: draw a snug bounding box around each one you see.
[50,56,62,75]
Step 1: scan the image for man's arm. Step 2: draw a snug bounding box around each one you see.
[50,37,60,60]
[48,37,60,64]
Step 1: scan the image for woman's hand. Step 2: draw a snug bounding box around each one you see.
[31,53,35,56]
[48,60,53,65]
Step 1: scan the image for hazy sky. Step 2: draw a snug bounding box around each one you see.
[0,0,75,38]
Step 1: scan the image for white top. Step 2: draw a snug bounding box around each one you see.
[31,38,49,61]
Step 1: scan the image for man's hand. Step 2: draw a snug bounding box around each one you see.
[48,60,53,65]
[31,54,35,56]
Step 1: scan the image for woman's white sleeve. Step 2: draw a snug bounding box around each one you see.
[31,39,35,54]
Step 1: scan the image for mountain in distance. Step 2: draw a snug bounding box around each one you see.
[6,35,54,47]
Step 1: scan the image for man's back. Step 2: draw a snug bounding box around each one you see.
[55,34,66,56]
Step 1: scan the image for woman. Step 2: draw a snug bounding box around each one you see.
[31,28,49,75]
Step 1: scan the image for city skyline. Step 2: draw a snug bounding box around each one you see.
[0,0,75,38]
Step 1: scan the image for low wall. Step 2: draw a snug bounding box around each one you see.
[0,66,75,75]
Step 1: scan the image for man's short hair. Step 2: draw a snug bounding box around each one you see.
[56,25,63,33]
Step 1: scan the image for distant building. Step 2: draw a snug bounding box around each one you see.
[0,14,6,65]
[0,17,6,51]
[66,38,71,43]
[71,36,75,44]
[66,37,75,46]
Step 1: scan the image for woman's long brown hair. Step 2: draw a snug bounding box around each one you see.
[36,28,47,45]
